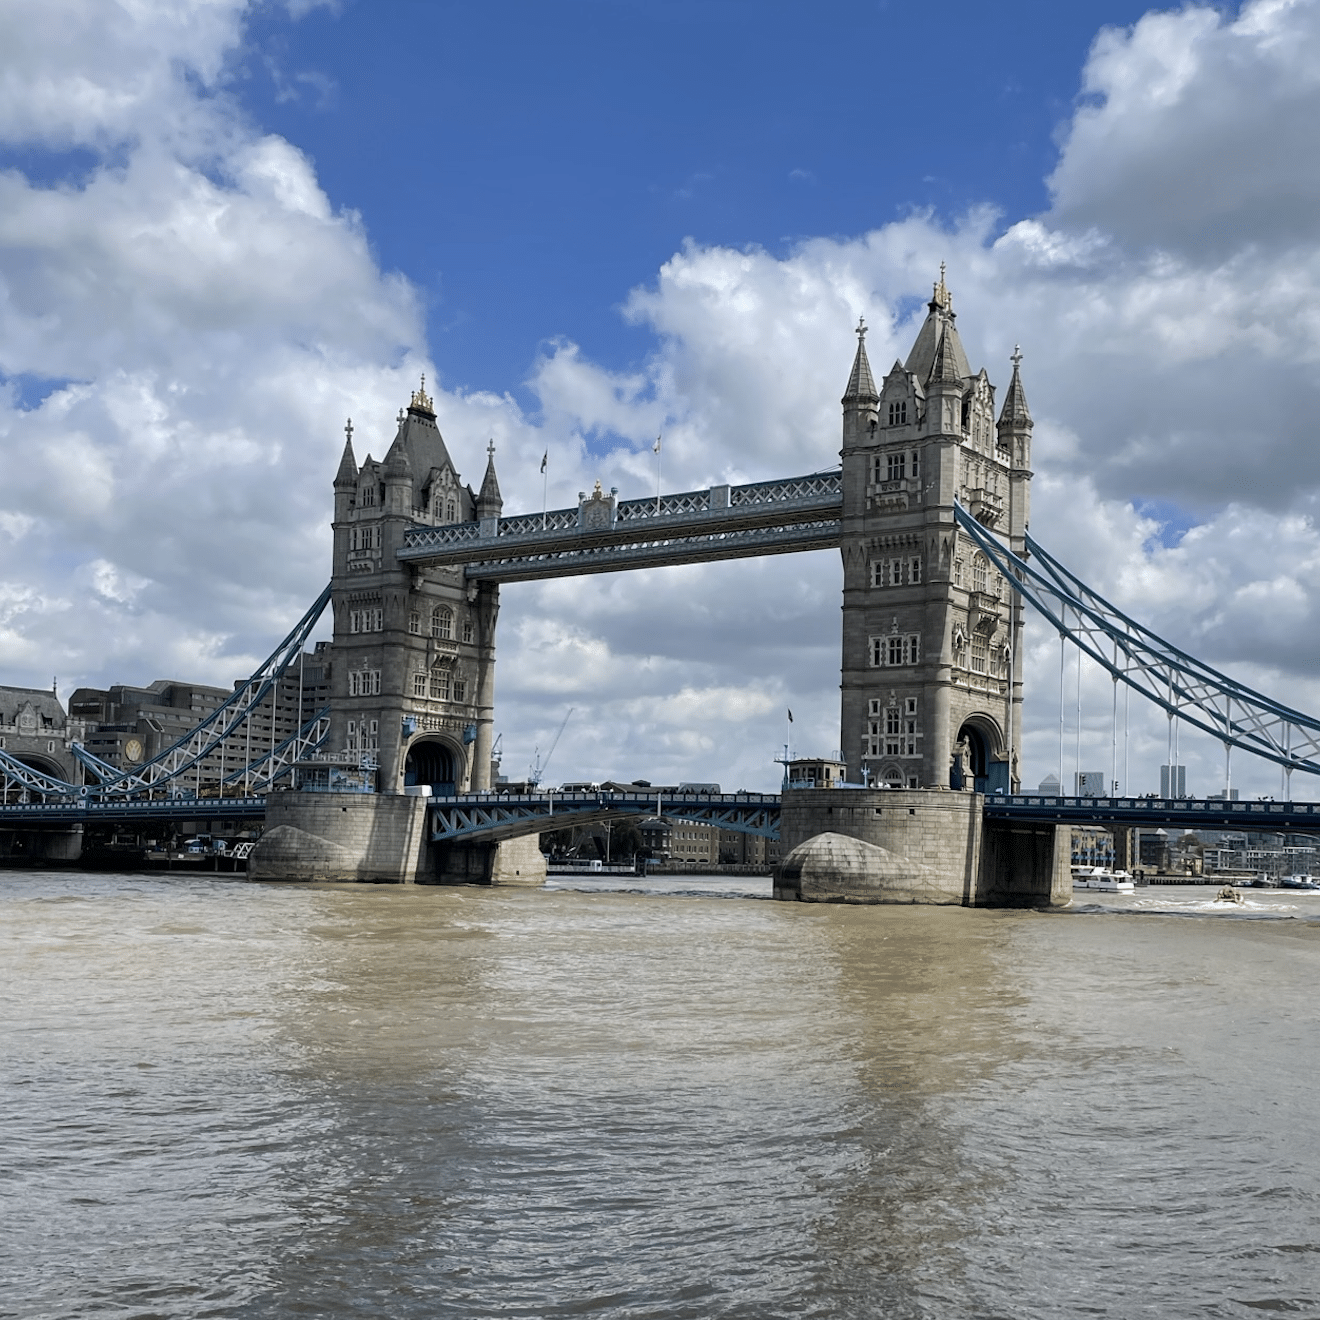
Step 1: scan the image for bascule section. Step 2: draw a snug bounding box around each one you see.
[838,273,1031,795]
[328,379,498,798]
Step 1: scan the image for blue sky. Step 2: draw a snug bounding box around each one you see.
[234,0,1152,407]
[9,0,1320,797]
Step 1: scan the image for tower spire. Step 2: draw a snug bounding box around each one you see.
[997,344,1033,431]
[477,439,503,518]
[334,419,358,488]
[842,316,879,403]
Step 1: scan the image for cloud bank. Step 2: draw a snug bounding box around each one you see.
[2,0,1318,796]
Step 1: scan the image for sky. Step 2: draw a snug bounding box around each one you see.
[2,0,1320,797]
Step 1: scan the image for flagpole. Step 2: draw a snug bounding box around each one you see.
[541,451,548,530]
[654,435,662,515]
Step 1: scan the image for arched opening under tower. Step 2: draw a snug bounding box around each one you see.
[403,738,459,796]
[954,717,1007,795]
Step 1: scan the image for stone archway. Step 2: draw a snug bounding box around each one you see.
[403,737,461,796]
[954,715,1006,794]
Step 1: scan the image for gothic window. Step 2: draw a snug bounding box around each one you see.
[911,451,920,479]
[888,400,907,426]
[453,679,466,703]
[462,617,474,644]
[360,483,376,508]
[973,555,988,594]
[909,557,922,584]
[885,706,902,756]
[348,669,381,697]
[954,558,964,586]
[446,499,456,522]
[870,455,883,485]
[432,606,453,639]
[872,634,920,667]
[887,452,906,481]
[413,672,426,698]
[971,636,988,674]
[429,670,451,700]
[409,610,421,635]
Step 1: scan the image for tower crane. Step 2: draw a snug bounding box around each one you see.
[528,707,574,788]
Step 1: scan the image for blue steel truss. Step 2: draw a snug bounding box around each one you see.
[429,790,780,845]
[954,503,1320,779]
[1,586,332,803]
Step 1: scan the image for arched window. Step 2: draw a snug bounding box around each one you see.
[408,610,420,635]
[972,554,988,594]
[446,499,456,522]
[431,606,453,640]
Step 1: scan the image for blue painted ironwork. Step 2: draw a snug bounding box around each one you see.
[399,471,843,581]
[0,586,332,804]
[429,789,781,844]
[0,796,267,823]
[984,795,1320,831]
[954,503,1320,779]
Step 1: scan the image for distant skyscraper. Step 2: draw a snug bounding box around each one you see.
[1160,764,1186,798]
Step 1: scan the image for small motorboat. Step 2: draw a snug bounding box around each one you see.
[1072,866,1136,892]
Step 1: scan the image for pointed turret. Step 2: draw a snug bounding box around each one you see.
[926,326,964,386]
[334,423,358,488]
[476,440,503,519]
[997,346,1033,433]
[842,320,879,403]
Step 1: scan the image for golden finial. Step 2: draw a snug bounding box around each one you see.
[410,373,433,413]
[933,262,951,311]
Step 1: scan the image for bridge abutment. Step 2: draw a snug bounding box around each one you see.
[774,788,1069,906]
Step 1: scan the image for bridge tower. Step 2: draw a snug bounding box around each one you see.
[330,379,499,795]
[839,272,1032,793]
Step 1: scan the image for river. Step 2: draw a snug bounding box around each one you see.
[3,871,1319,1318]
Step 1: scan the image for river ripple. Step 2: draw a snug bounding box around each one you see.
[2,872,1319,1318]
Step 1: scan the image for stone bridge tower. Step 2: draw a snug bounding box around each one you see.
[330,379,499,795]
[839,272,1032,793]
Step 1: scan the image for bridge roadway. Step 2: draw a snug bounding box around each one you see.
[4,789,1319,842]
[985,794,1320,831]
[428,789,781,844]
[0,796,267,825]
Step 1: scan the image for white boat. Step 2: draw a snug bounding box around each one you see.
[1072,866,1136,892]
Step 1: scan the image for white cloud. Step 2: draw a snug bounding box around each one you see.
[3,0,1320,799]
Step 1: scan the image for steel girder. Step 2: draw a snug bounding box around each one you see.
[954,503,1320,778]
[58,586,334,802]
[429,791,781,844]
[0,749,86,801]
[398,471,844,580]
[984,794,1320,832]
[0,796,268,824]
[220,709,331,790]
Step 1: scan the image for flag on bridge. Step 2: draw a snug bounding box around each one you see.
[653,435,662,453]
[540,451,547,473]
[788,709,793,723]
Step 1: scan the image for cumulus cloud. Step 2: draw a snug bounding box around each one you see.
[2,0,1319,797]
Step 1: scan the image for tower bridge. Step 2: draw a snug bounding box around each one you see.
[8,271,1320,900]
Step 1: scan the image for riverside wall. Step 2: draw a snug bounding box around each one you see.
[774,787,1070,907]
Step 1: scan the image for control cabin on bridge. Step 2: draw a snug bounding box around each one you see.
[840,272,1032,793]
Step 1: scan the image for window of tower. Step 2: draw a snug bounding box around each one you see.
[446,499,456,522]
[453,679,466,703]
[432,606,453,640]
[413,672,426,698]
[887,400,908,426]
[971,636,988,674]
[408,610,420,635]
[973,555,989,594]
[429,669,451,700]
[887,452,906,482]
[462,617,474,644]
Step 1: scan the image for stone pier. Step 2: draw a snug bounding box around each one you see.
[774,787,1069,906]
[248,791,546,886]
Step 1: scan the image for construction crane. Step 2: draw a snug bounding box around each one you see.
[528,707,574,787]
